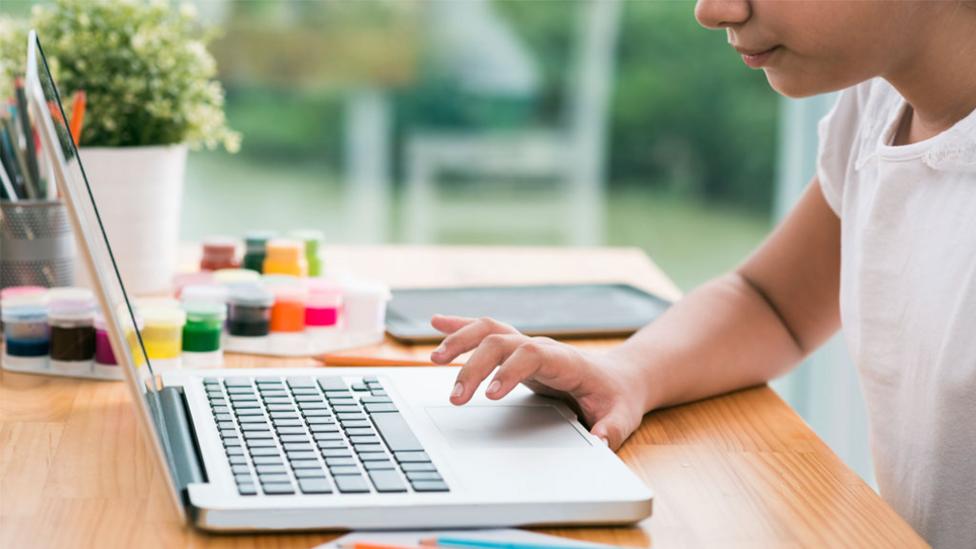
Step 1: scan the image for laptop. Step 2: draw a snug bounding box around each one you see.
[24,30,653,531]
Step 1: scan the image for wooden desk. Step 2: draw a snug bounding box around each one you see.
[0,246,926,548]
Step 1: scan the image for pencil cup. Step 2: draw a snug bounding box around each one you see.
[0,200,76,290]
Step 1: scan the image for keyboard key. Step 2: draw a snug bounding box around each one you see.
[215,413,233,422]
[333,405,362,413]
[246,439,276,448]
[294,468,327,478]
[259,473,291,484]
[279,435,310,445]
[287,377,316,388]
[313,432,343,441]
[236,408,265,416]
[364,403,397,414]
[360,396,392,404]
[290,459,322,469]
[287,451,319,461]
[306,416,336,425]
[364,460,396,471]
[226,447,245,456]
[273,419,303,428]
[231,464,250,474]
[256,465,288,475]
[277,427,307,436]
[353,443,383,454]
[351,382,369,392]
[401,462,437,472]
[241,423,270,432]
[411,480,449,492]
[263,397,292,405]
[405,471,442,481]
[249,447,281,457]
[325,393,354,402]
[283,442,314,452]
[229,455,247,465]
[267,404,296,412]
[270,411,300,420]
[223,438,242,448]
[238,416,268,424]
[262,482,295,495]
[345,427,375,436]
[226,386,255,394]
[299,402,329,410]
[244,431,273,440]
[256,377,282,384]
[334,475,370,493]
[330,465,361,476]
[235,473,253,484]
[338,414,368,423]
[317,377,348,391]
[394,451,430,463]
[349,435,380,445]
[310,424,340,434]
[302,409,332,417]
[318,440,349,450]
[372,413,423,452]
[299,478,333,494]
[358,452,389,462]
[321,449,353,458]
[237,483,257,495]
[252,456,284,466]
[341,420,372,429]
[325,457,357,467]
[224,377,253,387]
[220,429,238,438]
[368,469,408,492]
[212,405,230,415]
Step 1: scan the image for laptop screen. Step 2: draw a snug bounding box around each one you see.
[24,31,185,512]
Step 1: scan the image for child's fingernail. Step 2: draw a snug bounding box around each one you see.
[451,382,463,398]
[487,380,501,394]
[434,343,446,355]
[599,436,609,446]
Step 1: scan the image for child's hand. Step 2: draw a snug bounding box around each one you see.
[429,314,646,449]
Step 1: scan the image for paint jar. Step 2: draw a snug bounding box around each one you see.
[0,286,47,335]
[93,313,126,379]
[139,307,186,371]
[213,268,261,287]
[263,239,307,277]
[47,287,97,375]
[182,301,226,368]
[341,280,391,335]
[227,284,274,337]
[305,278,342,330]
[134,297,182,311]
[270,284,308,333]
[200,237,239,271]
[290,230,324,277]
[171,271,215,298]
[243,231,276,273]
[1,291,50,367]
[179,284,229,307]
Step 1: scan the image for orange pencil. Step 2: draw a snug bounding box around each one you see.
[316,354,462,368]
[69,90,86,145]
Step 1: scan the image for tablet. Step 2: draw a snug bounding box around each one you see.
[385,283,672,343]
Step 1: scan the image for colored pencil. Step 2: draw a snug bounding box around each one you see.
[316,354,462,367]
[338,542,424,549]
[0,161,18,201]
[419,537,590,549]
[69,90,86,145]
[1,116,32,199]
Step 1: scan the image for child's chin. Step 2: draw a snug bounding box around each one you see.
[765,70,835,99]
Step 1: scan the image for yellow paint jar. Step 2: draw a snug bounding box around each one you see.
[263,239,308,277]
[139,307,186,368]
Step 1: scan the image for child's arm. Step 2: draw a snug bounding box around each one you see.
[431,179,841,448]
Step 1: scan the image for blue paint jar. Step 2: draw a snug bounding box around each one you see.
[2,292,50,357]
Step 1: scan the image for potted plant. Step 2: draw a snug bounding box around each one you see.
[1,0,239,294]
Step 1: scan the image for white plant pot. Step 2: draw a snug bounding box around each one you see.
[79,145,187,295]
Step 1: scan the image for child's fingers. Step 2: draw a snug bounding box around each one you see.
[430,314,476,335]
[485,340,552,400]
[450,333,525,405]
[431,316,517,364]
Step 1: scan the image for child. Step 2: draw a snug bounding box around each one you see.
[429,1,976,547]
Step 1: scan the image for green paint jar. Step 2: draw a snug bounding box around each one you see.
[182,301,226,368]
[290,229,324,277]
[243,231,276,273]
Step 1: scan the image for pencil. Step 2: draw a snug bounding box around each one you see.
[337,542,424,549]
[69,90,86,145]
[419,537,589,549]
[14,78,40,194]
[316,354,462,367]
[1,117,31,199]
[0,161,18,202]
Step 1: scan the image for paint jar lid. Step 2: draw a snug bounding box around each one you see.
[202,236,238,255]
[265,239,304,263]
[0,285,47,302]
[270,283,308,303]
[1,288,49,308]
[289,230,324,256]
[228,283,274,308]
[213,268,261,286]
[184,300,227,323]
[0,292,47,321]
[305,278,343,306]
[245,230,277,250]
[47,287,97,320]
[172,271,215,296]
[180,284,229,306]
[140,306,187,328]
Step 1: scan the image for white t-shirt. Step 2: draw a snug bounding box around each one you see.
[817,78,976,549]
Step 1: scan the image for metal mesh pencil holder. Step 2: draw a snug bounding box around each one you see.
[1,200,75,290]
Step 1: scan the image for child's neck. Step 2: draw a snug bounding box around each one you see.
[885,7,976,146]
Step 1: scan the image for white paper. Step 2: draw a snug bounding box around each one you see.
[319,528,615,549]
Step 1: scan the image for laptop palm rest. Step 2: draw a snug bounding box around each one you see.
[424,405,590,449]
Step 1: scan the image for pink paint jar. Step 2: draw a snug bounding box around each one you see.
[305,278,343,329]
[94,314,117,366]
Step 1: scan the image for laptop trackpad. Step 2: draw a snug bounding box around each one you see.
[425,405,590,449]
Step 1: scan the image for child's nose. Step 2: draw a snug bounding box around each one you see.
[695,0,751,29]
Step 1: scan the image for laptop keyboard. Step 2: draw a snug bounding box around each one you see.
[203,375,449,496]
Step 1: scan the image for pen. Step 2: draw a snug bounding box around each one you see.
[69,90,86,145]
[14,78,40,193]
[337,542,423,549]
[419,537,589,549]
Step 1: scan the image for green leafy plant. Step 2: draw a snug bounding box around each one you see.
[0,0,240,151]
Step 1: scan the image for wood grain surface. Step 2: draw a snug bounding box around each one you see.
[0,246,927,548]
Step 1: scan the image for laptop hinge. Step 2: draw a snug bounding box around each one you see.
[150,387,207,502]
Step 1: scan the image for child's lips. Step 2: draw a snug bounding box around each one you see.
[737,46,780,69]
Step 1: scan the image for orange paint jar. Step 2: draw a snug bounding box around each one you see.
[269,284,308,333]
[263,239,307,277]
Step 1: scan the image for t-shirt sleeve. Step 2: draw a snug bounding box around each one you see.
[816,85,863,215]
